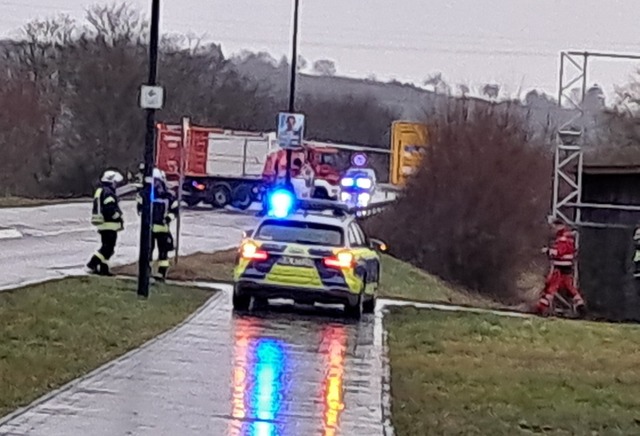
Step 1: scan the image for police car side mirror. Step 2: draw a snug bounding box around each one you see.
[369,238,388,252]
[242,229,254,238]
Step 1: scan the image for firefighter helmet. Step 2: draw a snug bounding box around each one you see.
[152,168,167,183]
[101,170,124,185]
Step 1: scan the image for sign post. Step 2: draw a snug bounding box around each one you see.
[174,116,189,265]
[137,0,162,299]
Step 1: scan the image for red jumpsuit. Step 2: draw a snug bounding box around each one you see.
[536,227,585,314]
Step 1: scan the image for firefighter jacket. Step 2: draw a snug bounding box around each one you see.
[91,184,124,232]
[137,185,179,234]
[547,227,576,268]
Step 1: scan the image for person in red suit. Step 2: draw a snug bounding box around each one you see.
[536,218,586,315]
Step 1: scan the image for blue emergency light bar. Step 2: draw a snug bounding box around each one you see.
[267,188,296,218]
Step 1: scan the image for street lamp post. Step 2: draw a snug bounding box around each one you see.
[137,0,161,298]
[284,0,300,188]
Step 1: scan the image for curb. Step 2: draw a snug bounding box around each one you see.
[0,228,22,240]
[0,290,225,427]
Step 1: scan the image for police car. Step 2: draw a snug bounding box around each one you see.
[232,188,388,319]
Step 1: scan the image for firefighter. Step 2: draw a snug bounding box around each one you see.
[536,217,586,315]
[87,170,125,276]
[137,168,179,280]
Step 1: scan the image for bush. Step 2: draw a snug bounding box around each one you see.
[369,101,551,301]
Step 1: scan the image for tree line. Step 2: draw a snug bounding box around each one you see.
[0,3,398,198]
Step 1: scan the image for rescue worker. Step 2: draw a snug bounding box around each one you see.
[536,217,586,315]
[87,170,125,276]
[137,168,179,280]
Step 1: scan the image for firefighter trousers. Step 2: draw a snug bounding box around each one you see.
[152,232,174,277]
[87,230,118,275]
[537,268,584,313]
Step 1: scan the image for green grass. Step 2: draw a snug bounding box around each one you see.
[379,255,497,307]
[115,251,494,307]
[386,306,640,436]
[0,276,213,418]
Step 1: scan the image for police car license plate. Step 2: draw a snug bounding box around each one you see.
[280,256,314,267]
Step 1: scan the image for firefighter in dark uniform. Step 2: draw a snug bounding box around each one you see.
[137,168,179,280]
[87,170,124,276]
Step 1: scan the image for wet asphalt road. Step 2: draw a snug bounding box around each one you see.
[0,202,257,290]
[0,286,385,436]
[0,204,387,435]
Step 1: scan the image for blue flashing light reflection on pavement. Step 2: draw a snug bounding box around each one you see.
[248,338,287,436]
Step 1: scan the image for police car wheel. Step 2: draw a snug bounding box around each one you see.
[345,291,363,320]
[363,295,376,314]
[232,290,251,311]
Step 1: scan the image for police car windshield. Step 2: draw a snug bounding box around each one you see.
[255,220,343,246]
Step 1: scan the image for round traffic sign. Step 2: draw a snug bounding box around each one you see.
[351,152,368,167]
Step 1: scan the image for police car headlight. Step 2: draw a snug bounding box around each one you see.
[355,178,373,190]
[340,177,354,187]
[357,193,371,206]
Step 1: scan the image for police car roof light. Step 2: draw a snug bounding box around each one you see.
[268,188,296,218]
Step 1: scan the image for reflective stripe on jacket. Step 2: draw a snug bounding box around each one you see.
[92,186,123,232]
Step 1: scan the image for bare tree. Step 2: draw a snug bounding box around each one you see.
[423,72,450,95]
[313,59,337,76]
[482,83,500,100]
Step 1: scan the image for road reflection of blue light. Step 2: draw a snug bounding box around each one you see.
[248,338,287,436]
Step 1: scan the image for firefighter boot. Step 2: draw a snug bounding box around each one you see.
[86,256,101,274]
[98,262,114,277]
[158,266,168,282]
[573,295,586,317]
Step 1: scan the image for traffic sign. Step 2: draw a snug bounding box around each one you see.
[277,112,305,148]
[139,85,165,110]
[351,152,368,167]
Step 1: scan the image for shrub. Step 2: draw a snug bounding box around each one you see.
[369,101,551,302]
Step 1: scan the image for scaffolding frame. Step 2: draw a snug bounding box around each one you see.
[552,51,640,226]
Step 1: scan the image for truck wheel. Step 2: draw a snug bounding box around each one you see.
[231,184,253,210]
[313,187,329,200]
[182,196,200,208]
[209,184,231,208]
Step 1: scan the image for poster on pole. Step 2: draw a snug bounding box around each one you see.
[277,112,305,148]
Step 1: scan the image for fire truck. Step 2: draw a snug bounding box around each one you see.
[155,123,346,209]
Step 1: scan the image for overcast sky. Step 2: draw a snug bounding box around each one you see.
[2,0,640,97]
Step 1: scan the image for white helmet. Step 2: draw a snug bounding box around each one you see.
[101,170,124,185]
[152,168,167,183]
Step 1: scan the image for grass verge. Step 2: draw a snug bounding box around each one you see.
[114,250,494,307]
[0,276,213,418]
[386,306,640,435]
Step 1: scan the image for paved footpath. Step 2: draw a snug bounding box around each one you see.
[0,284,386,436]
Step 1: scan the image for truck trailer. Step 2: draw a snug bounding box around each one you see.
[155,123,277,209]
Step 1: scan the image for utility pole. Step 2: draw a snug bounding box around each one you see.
[137,0,161,298]
[284,0,300,189]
